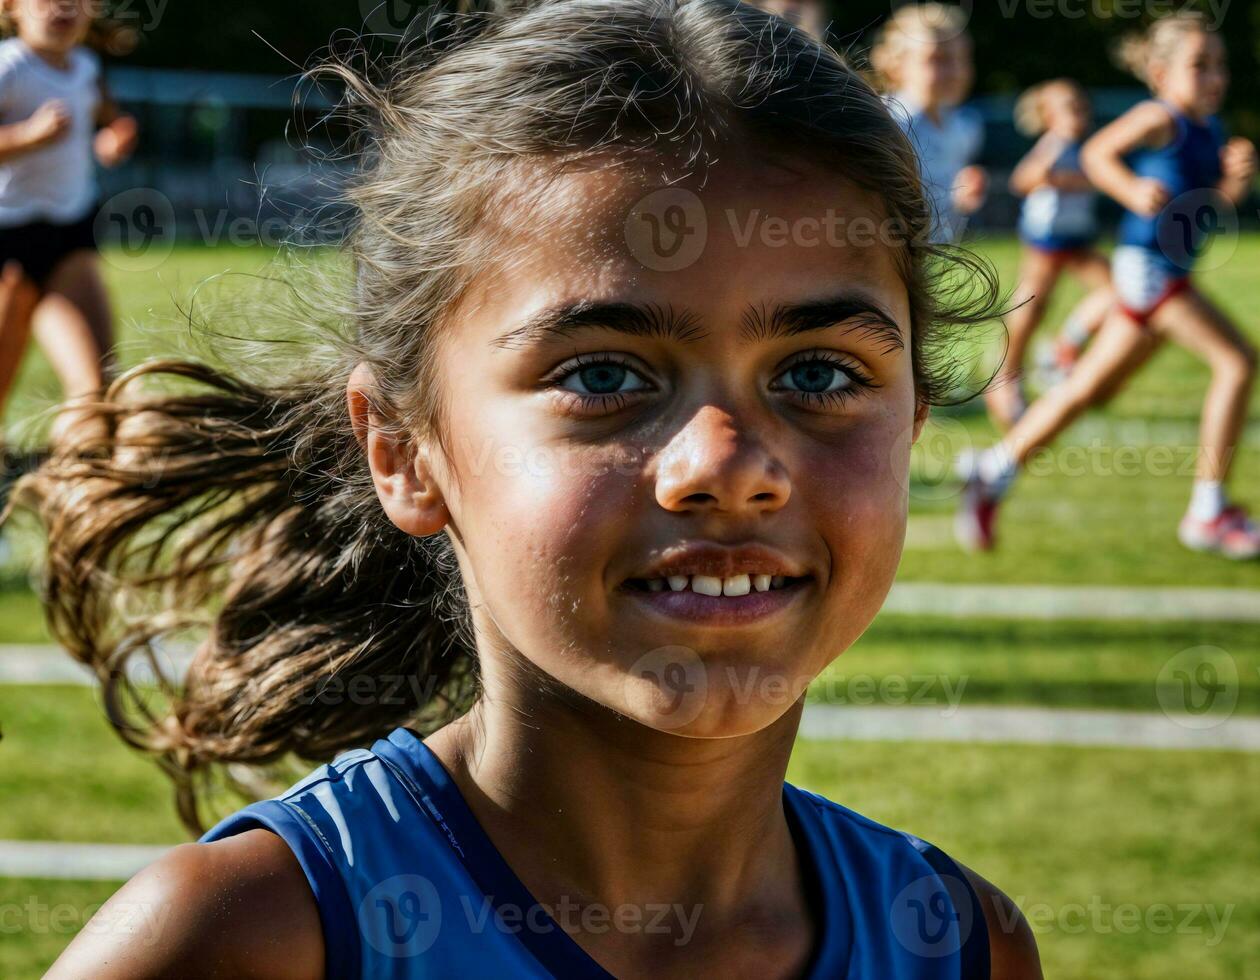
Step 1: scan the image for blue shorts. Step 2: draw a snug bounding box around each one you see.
[1028,230,1098,254]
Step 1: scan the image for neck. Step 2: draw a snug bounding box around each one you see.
[427,658,806,926]
[1160,94,1207,123]
[20,37,73,70]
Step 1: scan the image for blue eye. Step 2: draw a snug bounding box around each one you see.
[778,361,851,394]
[551,355,652,401]
[564,362,632,395]
[770,354,874,408]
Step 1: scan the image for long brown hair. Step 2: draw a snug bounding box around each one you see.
[6,0,1000,834]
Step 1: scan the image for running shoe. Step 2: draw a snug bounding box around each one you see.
[954,452,1003,552]
[1178,506,1260,560]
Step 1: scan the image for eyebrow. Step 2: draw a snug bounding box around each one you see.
[491,291,903,354]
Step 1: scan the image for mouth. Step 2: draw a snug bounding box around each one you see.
[622,572,808,596]
[619,573,813,626]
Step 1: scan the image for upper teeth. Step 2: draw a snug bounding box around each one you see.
[645,574,789,595]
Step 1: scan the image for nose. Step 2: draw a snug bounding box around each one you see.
[654,405,791,516]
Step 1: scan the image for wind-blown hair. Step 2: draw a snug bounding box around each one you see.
[5,0,1001,833]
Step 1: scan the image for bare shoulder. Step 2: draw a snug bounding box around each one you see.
[1124,99,1179,145]
[955,860,1043,980]
[46,829,324,980]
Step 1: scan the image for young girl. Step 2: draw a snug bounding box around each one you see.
[957,12,1258,559]
[21,2,1038,976]
[0,0,137,451]
[871,3,988,245]
[985,79,1112,431]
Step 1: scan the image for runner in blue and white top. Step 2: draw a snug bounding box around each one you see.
[872,3,987,244]
[0,1,136,451]
[985,79,1113,430]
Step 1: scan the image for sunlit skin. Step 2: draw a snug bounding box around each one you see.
[1153,29,1228,122]
[1041,82,1091,145]
[355,151,923,974]
[894,33,974,121]
[3,0,93,59]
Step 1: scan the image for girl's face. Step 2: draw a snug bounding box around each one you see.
[1154,30,1228,118]
[417,154,922,740]
[1042,84,1091,142]
[898,34,974,109]
[8,0,93,51]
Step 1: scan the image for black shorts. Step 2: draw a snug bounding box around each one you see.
[0,210,99,289]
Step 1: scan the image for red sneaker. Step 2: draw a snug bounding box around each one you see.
[1178,506,1260,560]
[955,475,1001,552]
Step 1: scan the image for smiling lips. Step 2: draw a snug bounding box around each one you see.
[621,542,812,619]
[627,573,798,595]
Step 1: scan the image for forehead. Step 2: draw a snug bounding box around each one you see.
[1044,83,1082,104]
[452,154,911,335]
[1172,30,1223,60]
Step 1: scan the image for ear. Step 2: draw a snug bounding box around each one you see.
[910,398,930,444]
[347,361,449,538]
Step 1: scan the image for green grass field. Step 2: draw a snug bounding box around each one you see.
[1,238,1258,978]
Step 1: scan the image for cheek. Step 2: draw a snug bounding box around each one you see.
[454,431,640,633]
[799,407,911,604]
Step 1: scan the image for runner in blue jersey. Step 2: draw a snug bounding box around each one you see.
[36,2,1040,976]
[986,79,1113,430]
[956,12,1259,560]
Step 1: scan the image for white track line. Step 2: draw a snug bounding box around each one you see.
[0,840,170,881]
[881,582,1260,622]
[4,703,1257,882]
[799,704,1260,751]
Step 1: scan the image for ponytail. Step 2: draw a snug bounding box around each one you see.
[5,356,474,833]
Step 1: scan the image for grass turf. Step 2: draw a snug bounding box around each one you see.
[1,238,1259,977]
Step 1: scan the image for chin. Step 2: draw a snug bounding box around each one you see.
[617,656,811,739]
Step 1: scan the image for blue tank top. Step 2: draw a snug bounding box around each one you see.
[202,728,990,978]
[1116,102,1225,272]
[1018,139,1098,249]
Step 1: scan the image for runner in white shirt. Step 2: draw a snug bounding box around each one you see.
[871,3,988,245]
[0,0,137,453]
